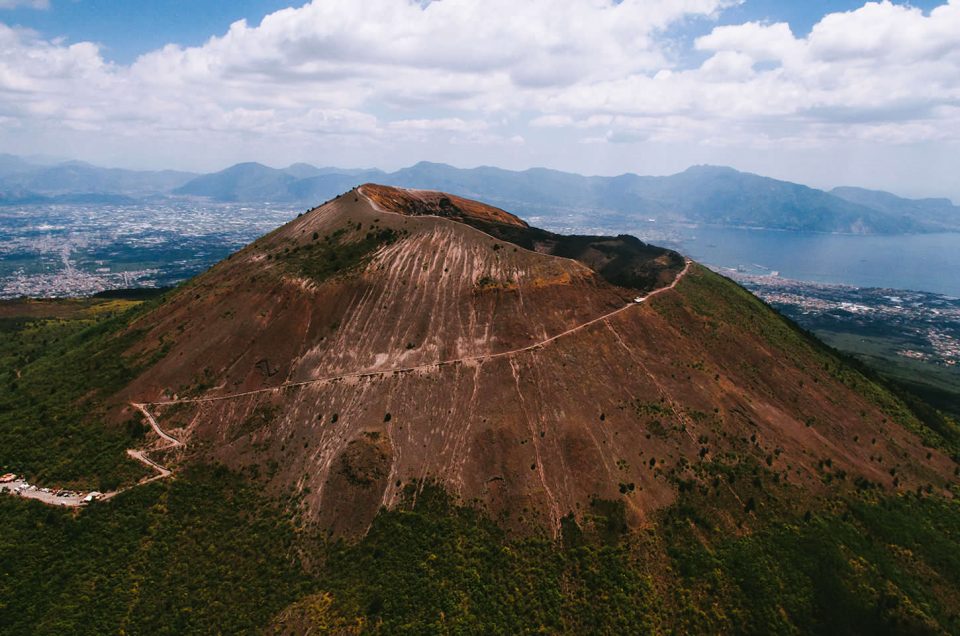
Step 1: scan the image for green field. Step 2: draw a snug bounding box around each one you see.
[815,329,960,421]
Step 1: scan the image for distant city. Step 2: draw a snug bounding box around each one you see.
[729,271,960,372]
[0,201,298,298]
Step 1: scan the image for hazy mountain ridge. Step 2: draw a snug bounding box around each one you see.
[0,154,197,199]
[2,153,957,233]
[831,185,960,231]
[171,160,960,233]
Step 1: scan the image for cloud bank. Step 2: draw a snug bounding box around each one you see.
[0,0,958,195]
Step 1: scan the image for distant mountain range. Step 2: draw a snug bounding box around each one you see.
[2,153,958,234]
[0,153,196,198]
[830,186,960,232]
[170,160,960,234]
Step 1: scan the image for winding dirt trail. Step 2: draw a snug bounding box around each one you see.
[3,259,687,507]
[144,257,691,408]
[99,403,184,498]
[91,404,183,502]
[2,403,183,507]
[105,253,688,502]
[100,403,184,487]
[132,402,183,448]
[142,185,690,407]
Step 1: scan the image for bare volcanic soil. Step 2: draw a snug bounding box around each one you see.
[113,185,956,536]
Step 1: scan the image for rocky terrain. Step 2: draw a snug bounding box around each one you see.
[96,185,955,537]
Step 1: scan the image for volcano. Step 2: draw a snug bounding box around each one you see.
[110,184,954,537]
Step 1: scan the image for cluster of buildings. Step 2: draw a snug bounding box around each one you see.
[723,269,960,370]
[928,330,960,366]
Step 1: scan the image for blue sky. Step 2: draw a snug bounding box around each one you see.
[3,1,946,64]
[1,1,297,63]
[717,0,944,32]
[1,1,958,199]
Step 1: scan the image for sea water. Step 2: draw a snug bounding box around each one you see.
[671,227,960,297]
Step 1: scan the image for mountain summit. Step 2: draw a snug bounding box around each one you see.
[104,184,955,537]
[4,184,960,634]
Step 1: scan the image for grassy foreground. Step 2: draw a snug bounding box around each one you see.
[2,471,958,635]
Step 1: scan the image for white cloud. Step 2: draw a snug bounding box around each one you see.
[695,21,798,62]
[0,0,958,183]
[530,114,574,127]
[389,118,488,132]
[0,0,728,150]
[543,1,960,147]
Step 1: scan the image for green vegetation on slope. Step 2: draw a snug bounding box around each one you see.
[264,482,960,635]
[659,266,960,459]
[2,466,958,635]
[0,465,311,636]
[811,328,960,425]
[306,486,663,634]
[0,298,168,489]
[276,226,399,283]
[659,477,960,634]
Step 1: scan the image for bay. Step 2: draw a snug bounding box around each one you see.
[670,227,960,297]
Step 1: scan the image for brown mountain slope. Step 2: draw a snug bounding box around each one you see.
[113,185,955,536]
